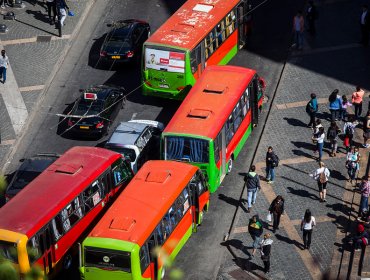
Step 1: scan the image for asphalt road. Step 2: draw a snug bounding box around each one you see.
[4,0,304,279]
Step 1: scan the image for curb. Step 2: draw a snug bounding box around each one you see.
[0,0,97,173]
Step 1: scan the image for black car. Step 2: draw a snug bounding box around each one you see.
[5,153,59,201]
[66,85,125,138]
[99,19,150,63]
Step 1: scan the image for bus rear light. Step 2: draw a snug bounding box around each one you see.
[126,51,134,58]
[177,86,185,92]
[100,51,107,57]
[96,122,104,129]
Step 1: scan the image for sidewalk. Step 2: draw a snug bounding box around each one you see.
[0,0,94,169]
[218,0,370,279]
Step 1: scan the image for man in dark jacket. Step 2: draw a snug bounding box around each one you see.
[260,233,273,274]
[269,195,285,233]
[244,165,261,213]
[266,146,278,184]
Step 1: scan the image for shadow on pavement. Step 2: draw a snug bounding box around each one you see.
[218,193,248,213]
[275,233,304,250]
[286,186,319,201]
[283,117,308,127]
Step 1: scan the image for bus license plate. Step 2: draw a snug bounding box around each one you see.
[159,84,169,88]
[80,126,89,130]
[111,55,120,59]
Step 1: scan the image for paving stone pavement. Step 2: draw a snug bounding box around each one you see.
[0,0,94,168]
[217,0,370,279]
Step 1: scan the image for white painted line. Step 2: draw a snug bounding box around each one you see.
[0,139,16,145]
[130,113,137,120]
[0,64,28,136]
[1,35,71,46]
[19,85,45,92]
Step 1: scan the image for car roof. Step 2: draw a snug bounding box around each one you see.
[106,121,148,146]
[19,155,59,172]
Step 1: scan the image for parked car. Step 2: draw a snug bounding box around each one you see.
[99,19,150,64]
[104,120,163,173]
[5,153,60,201]
[66,85,125,138]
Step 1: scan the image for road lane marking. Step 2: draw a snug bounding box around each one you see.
[1,35,71,46]
[19,85,45,92]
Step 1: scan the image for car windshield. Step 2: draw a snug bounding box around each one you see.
[164,136,209,163]
[75,100,103,116]
[107,147,136,162]
[11,170,41,190]
[0,241,18,263]
[85,246,131,272]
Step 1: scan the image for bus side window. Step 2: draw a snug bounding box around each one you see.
[72,196,84,219]
[155,223,165,245]
[51,217,63,242]
[139,243,150,274]
[112,158,132,186]
[83,180,102,211]
[226,115,234,144]
[204,38,209,59]
[233,103,242,132]
[27,235,42,264]
[216,24,223,47]
[190,44,201,74]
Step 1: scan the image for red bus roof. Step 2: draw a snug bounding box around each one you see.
[146,0,241,50]
[88,160,198,246]
[164,65,256,139]
[0,147,123,237]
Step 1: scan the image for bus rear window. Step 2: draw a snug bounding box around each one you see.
[145,47,185,73]
[85,247,131,272]
[164,136,209,163]
[0,241,18,263]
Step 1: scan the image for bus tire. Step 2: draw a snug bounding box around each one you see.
[227,158,233,174]
[63,254,73,270]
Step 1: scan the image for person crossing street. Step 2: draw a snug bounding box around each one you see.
[244,165,261,213]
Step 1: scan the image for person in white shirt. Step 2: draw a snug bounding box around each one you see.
[0,50,9,84]
[313,126,325,161]
[301,209,316,250]
[311,161,330,202]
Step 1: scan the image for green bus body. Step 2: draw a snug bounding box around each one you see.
[80,225,193,280]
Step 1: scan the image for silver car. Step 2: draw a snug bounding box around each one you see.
[104,120,164,173]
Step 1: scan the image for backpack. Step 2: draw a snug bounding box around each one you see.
[272,154,279,167]
[327,127,337,140]
[345,125,354,137]
[305,101,313,114]
[319,169,327,184]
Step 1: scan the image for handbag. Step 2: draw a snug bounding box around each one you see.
[266,212,272,222]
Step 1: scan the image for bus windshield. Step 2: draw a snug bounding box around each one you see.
[85,246,131,272]
[0,241,18,263]
[164,136,209,163]
[145,47,185,73]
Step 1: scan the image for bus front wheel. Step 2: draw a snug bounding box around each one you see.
[227,158,233,174]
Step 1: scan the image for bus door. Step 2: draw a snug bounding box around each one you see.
[189,182,200,226]
[237,0,248,49]
[147,234,158,280]
[38,226,53,274]
[220,127,227,181]
[250,81,259,126]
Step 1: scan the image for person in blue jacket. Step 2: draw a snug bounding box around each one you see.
[328,89,342,121]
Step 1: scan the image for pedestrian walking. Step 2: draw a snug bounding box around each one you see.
[340,95,352,121]
[301,209,316,250]
[359,176,370,216]
[328,89,342,121]
[269,195,284,233]
[346,146,360,183]
[265,146,279,184]
[312,119,323,154]
[55,0,69,27]
[343,116,356,153]
[244,165,261,213]
[292,10,304,50]
[306,0,318,36]
[259,233,273,275]
[312,126,325,161]
[327,121,341,157]
[360,5,370,46]
[363,110,370,148]
[0,50,9,84]
[306,93,318,127]
[311,161,330,202]
[248,215,263,258]
[352,86,365,120]
[46,0,57,25]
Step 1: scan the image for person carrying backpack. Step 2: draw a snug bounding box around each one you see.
[306,93,318,128]
[265,146,279,184]
[248,215,263,257]
[311,161,330,202]
[244,165,261,213]
[327,121,341,157]
[343,116,356,152]
[269,195,284,233]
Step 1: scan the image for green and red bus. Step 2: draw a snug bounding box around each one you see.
[162,65,265,193]
[80,160,209,280]
[142,0,252,100]
[0,147,133,276]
